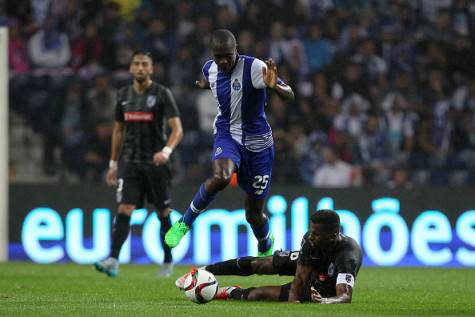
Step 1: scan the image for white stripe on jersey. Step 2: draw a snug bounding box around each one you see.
[229,59,244,144]
[208,63,220,135]
[206,56,274,152]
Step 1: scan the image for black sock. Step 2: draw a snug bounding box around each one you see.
[206,256,256,276]
[230,287,256,300]
[110,213,131,259]
[160,214,172,263]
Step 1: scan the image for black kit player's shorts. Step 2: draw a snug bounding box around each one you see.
[272,250,299,276]
[116,162,172,210]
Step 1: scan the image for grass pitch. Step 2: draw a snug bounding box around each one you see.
[0,263,474,317]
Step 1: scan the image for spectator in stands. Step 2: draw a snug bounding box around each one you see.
[85,74,115,129]
[71,22,103,71]
[27,15,71,69]
[380,91,417,166]
[304,23,333,73]
[312,145,360,188]
[387,164,412,189]
[8,18,30,75]
[355,113,390,185]
[83,120,112,182]
[60,81,86,178]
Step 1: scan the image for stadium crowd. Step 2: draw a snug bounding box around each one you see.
[5,0,475,187]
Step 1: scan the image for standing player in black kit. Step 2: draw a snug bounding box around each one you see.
[94,50,183,277]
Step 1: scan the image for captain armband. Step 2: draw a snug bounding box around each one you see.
[336,273,355,288]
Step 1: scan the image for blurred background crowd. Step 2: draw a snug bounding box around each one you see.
[4,0,475,187]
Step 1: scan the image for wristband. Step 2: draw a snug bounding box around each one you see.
[162,146,173,155]
[109,160,118,169]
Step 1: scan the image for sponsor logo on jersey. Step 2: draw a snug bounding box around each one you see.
[147,96,156,108]
[318,273,328,281]
[124,112,154,121]
[232,78,241,91]
[121,100,129,107]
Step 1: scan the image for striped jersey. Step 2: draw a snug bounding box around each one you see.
[203,55,278,152]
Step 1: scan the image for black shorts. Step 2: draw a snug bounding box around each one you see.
[272,250,299,276]
[117,162,172,210]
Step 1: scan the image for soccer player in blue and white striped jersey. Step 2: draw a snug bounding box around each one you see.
[165,29,294,256]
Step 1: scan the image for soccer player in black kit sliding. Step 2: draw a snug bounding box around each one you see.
[176,210,363,303]
[94,50,183,277]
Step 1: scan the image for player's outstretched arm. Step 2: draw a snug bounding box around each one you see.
[311,281,353,304]
[288,263,312,303]
[262,58,294,101]
[195,77,210,89]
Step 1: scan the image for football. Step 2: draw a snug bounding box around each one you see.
[183,269,218,304]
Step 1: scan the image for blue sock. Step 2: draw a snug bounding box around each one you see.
[250,221,271,252]
[182,184,216,226]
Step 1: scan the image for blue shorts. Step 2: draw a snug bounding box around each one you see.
[213,134,274,199]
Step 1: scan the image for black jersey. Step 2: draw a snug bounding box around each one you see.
[115,82,180,163]
[298,233,362,298]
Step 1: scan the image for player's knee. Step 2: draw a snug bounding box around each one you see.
[118,204,135,216]
[251,257,274,274]
[247,289,265,301]
[210,173,232,190]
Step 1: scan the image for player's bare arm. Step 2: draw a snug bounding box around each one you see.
[195,77,210,89]
[153,116,184,166]
[311,283,353,304]
[107,121,125,186]
[262,58,294,101]
[288,262,312,303]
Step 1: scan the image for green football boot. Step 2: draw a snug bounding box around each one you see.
[257,234,274,257]
[165,221,190,248]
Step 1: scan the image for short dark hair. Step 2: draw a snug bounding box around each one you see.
[310,210,340,226]
[131,50,153,64]
[210,29,236,47]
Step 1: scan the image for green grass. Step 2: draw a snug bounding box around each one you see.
[0,263,474,317]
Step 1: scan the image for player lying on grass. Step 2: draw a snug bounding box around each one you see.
[177,210,362,304]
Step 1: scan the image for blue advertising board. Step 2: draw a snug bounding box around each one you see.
[9,185,475,267]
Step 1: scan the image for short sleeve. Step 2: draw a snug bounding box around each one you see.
[334,243,362,277]
[251,58,267,89]
[202,60,213,82]
[161,88,181,118]
[251,58,287,89]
